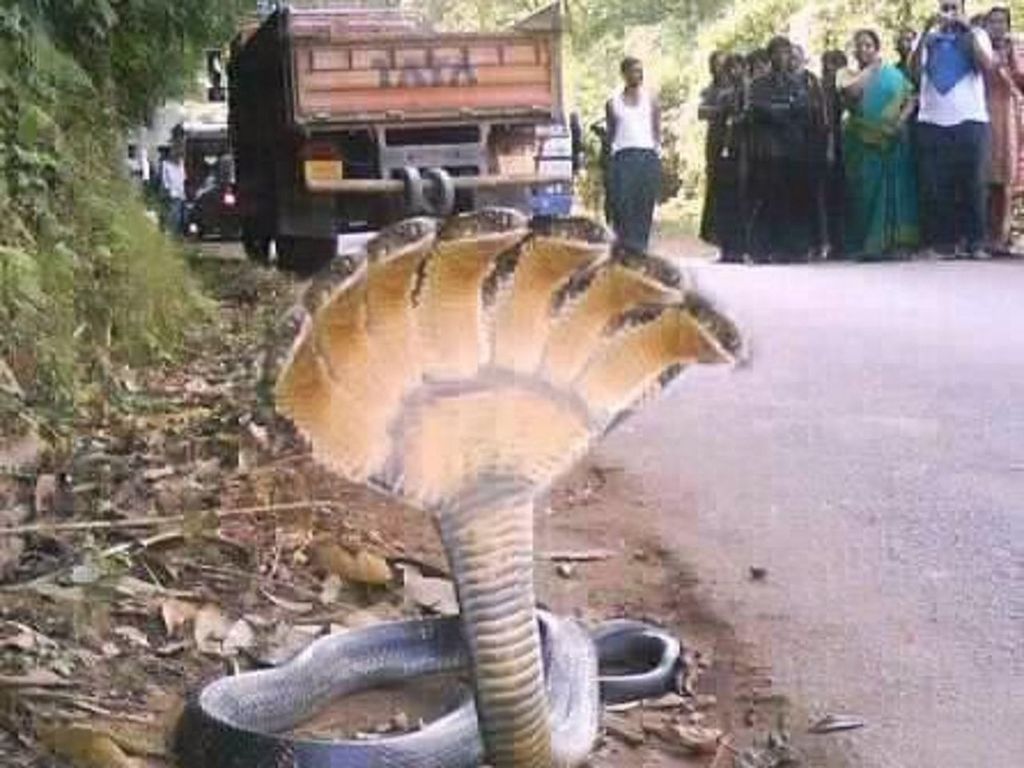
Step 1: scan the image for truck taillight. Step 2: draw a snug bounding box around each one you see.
[302,141,345,187]
[304,141,340,161]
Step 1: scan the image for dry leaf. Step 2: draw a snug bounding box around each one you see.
[0,621,56,652]
[400,565,457,615]
[808,714,865,734]
[160,599,198,638]
[39,724,138,768]
[313,543,391,587]
[259,588,313,614]
[34,473,57,514]
[319,574,342,606]
[90,719,168,758]
[112,626,150,649]
[0,505,27,580]
[669,724,723,754]
[257,624,322,666]
[193,604,232,654]
[142,466,174,483]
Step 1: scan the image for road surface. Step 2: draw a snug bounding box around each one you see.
[602,258,1024,767]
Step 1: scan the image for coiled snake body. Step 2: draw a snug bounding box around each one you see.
[176,211,740,767]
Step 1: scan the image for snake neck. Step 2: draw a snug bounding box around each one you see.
[438,489,551,768]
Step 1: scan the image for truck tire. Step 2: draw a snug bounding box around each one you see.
[275,236,336,275]
[242,218,271,264]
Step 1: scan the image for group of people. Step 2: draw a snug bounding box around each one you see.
[699,0,1024,263]
[127,128,187,236]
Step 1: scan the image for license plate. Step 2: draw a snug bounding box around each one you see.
[304,159,344,185]
[497,153,535,176]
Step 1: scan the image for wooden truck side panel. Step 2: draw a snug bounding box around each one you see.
[289,28,561,125]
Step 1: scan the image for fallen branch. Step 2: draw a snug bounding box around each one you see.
[0,671,73,688]
[539,549,616,563]
[0,500,344,537]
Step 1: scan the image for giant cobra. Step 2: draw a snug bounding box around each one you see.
[175,210,741,767]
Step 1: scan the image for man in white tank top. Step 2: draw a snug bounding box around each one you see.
[605,57,662,251]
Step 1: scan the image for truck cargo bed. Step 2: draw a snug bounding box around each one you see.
[287,9,561,125]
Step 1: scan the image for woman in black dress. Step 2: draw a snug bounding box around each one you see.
[746,36,820,262]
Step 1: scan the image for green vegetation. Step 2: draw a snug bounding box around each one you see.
[0,2,246,438]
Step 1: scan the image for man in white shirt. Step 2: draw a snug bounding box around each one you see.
[605,57,662,251]
[913,0,994,258]
[160,144,187,236]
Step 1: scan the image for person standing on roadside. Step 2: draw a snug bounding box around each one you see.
[822,49,850,258]
[982,6,1024,253]
[606,56,662,252]
[747,36,818,262]
[896,28,920,84]
[699,51,728,249]
[912,0,994,259]
[160,141,187,237]
[842,29,920,259]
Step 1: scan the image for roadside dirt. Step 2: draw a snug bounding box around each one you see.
[0,245,835,768]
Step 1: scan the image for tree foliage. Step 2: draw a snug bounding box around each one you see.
[12,0,249,123]
[0,2,248,435]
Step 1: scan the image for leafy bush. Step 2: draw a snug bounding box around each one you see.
[0,3,243,435]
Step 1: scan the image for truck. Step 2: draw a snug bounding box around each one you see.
[228,3,574,270]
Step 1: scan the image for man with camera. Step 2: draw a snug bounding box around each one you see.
[912,0,995,259]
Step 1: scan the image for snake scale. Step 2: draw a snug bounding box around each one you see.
[175,210,741,767]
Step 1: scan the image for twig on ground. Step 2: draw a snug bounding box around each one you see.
[709,734,738,768]
[176,560,321,602]
[0,673,74,689]
[100,530,185,559]
[540,549,616,563]
[0,500,343,537]
[16,690,119,718]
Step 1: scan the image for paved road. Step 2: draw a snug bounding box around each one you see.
[602,259,1024,767]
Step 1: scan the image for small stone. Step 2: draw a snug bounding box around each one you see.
[390,711,410,732]
[604,714,645,747]
[222,619,256,656]
[70,562,101,585]
[749,566,768,581]
[556,563,575,579]
[669,724,722,754]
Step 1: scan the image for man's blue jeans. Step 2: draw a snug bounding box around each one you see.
[164,198,185,236]
[917,120,989,252]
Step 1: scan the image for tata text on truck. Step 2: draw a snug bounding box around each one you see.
[229,3,574,270]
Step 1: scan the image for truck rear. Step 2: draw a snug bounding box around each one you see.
[229,4,573,269]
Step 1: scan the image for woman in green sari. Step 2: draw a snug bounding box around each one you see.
[842,29,920,259]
